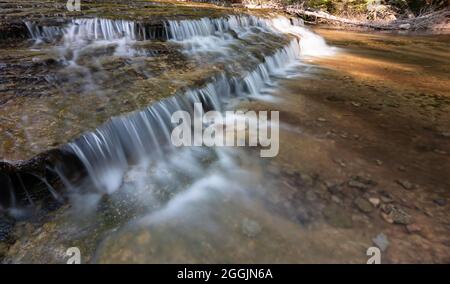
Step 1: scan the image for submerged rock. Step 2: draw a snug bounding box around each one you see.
[323,205,353,229]
[348,176,377,191]
[372,233,389,252]
[241,218,262,238]
[354,197,374,213]
[406,224,422,234]
[433,198,446,206]
[368,197,380,207]
[396,180,415,190]
[381,204,413,225]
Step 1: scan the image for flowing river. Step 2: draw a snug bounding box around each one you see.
[0,2,449,263]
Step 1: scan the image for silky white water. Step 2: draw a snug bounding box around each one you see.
[23,14,336,229]
[2,13,341,263]
[22,14,338,201]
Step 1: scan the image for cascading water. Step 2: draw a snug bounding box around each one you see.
[271,17,337,57]
[25,18,166,69]
[1,11,340,263]
[25,18,166,43]
[165,15,270,41]
[65,41,308,195]
[25,21,64,43]
[22,14,335,206]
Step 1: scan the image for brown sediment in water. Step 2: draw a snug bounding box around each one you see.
[1,3,450,263]
[3,28,449,264]
[236,28,450,263]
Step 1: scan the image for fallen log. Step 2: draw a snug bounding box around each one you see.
[285,6,450,31]
[243,2,449,31]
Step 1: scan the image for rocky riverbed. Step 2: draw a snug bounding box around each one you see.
[0,1,449,263]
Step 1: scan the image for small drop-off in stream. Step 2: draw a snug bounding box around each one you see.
[1,3,450,263]
[1,12,342,263]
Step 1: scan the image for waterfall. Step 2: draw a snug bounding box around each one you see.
[65,77,224,193]
[22,15,334,195]
[65,38,303,193]
[24,15,270,44]
[24,21,65,43]
[271,17,336,57]
[165,15,270,41]
[25,18,167,43]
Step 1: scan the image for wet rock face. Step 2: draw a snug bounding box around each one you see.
[2,10,287,162]
[0,22,29,40]
[0,7,293,229]
[0,37,191,161]
[0,148,84,212]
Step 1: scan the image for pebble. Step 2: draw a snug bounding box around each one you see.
[347,180,369,190]
[381,212,394,224]
[353,175,377,186]
[372,233,390,251]
[406,224,421,234]
[354,197,374,213]
[331,195,342,204]
[398,166,406,172]
[381,204,413,225]
[317,117,327,122]
[396,179,414,190]
[369,197,380,207]
[327,184,342,195]
[379,192,394,203]
[333,159,346,168]
[433,198,446,206]
[241,218,262,238]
